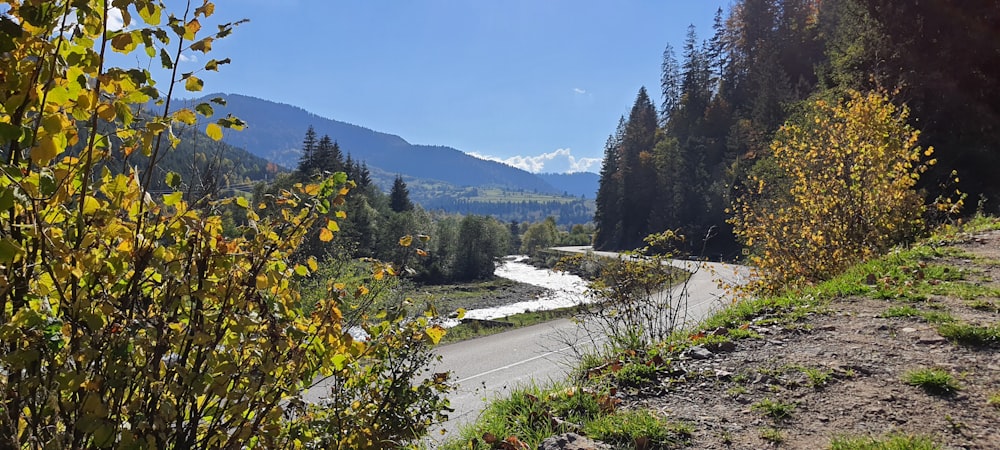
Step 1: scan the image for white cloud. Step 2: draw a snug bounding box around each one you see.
[179,53,198,63]
[470,148,601,174]
[573,88,587,95]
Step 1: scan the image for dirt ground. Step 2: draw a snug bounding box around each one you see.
[618,231,1000,449]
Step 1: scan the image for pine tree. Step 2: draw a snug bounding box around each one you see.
[389,175,413,212]
[313,134,345,175]
[619,87,659,249]
[297,125,318,175]
[593,117,626,250]
[660,44,682,123]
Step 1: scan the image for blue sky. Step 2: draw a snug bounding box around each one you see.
[178,1,729,173]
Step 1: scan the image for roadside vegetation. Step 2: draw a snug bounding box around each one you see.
[442,217,1000,449]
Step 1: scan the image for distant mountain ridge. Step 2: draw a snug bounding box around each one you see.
[184,94,584,195]
[537,172,600,198]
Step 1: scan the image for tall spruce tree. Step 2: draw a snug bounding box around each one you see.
[297,125,318,175]
[619,87,659,249]
[660,44,682,123]
[389,175,413,212]
[593,117,626,250]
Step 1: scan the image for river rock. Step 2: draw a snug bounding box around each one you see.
[537,433,611,450]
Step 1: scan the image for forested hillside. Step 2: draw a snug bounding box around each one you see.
[185,94,561,194]
[594,0,1000,257]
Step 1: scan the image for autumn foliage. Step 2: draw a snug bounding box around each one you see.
[730,91,938,289]
[0,1,448,448]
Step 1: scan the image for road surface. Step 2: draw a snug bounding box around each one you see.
[424,247,751,444]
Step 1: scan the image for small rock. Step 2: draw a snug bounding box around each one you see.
[900,327,918,333]
[816,325,837,331]
[687,346,714,360]
[716,341,738,352]
[538,433,611,450]
[916,336,948,345]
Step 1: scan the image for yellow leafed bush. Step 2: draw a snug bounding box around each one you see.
[730,90,935,290]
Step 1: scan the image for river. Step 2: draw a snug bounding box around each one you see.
[459,255,593,320]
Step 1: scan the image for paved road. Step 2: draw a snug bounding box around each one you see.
[425,247,751,444]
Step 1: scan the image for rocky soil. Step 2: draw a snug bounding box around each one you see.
[610,230,1000,449]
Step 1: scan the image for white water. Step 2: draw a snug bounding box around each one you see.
[460,255,592,321]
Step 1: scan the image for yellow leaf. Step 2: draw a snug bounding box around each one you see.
[97,103,116,121]
[416,248,428,257]
[326,219,339,232]
[255,274,268,289]
[319,228,333,242]
[205,123,223,141]
[185,75,204,92]
[184,19,201,40]
[82,196,100,215]
[32,136,59,166]
[425,325,446,345]
[303,183,320,195]
[335,211,347,219]
[306,257,318,271]
[174,108,197,125]
[398,235,413,247]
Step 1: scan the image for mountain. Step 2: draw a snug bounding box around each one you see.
[537,172,600,198]
[183,94,560,194]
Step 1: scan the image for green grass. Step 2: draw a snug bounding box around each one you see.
[936,322,1000,347]
[751,398,795,421]
[799,366,833,387]
[439,383,691,450]
[439,383,606,449]
[440,306,579,343]
[760,427,785,443]
[902,368,963,395]
[967,298,1000,313]
[880,306,955,324]
[583,410,692,448]
[988,391,1000,409]
[614,361,658,387]
[829,433,940,450]
[882,305,921,318]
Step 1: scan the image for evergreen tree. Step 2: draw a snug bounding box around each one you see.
[619,87,659,249]
[297,125,318,175]
[389,175,413,212]
[660,44,682,123]
[314,134,345,175]
[593,117,626,250]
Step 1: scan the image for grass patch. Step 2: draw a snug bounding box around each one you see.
[751,398,795,421]
[614,362,658,388]
[440,307,578,343]
[902,368,963,395]
[882,305,921,318]
[988,391,1000,409]
[760,427,785,443]
[583,410,692,448]
[880,306,955,324]
[967,298,1000,313]
[936,322,1000,347]
[439,383,608,449]
[798,366,833,387]
[829,433,940,450]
